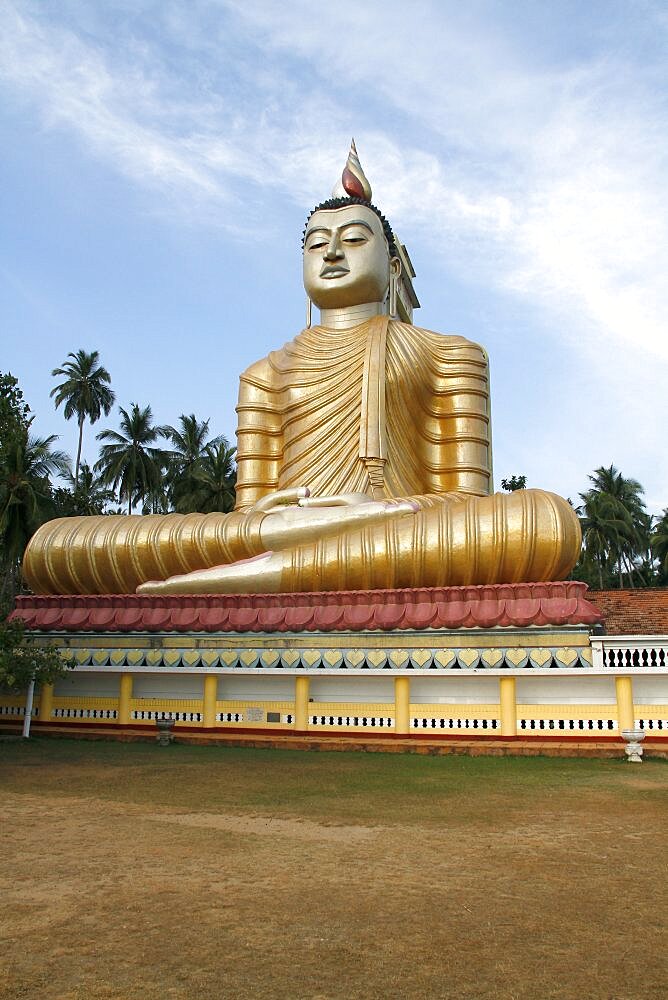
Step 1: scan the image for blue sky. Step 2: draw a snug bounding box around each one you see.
[2,0,667,511]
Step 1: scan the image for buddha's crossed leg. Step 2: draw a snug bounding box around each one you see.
[140,489,580,594]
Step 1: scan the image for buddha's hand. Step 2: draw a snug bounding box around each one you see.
[253,487,418,552]
[250,487,375,512]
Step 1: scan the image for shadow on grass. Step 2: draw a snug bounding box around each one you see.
[1,736,666,828]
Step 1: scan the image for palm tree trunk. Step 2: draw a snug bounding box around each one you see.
[624,552,644,588]
[75,415,85,487]
[598,560,603,590]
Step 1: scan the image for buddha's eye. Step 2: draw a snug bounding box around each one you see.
[306,237,328,251]
[342,228,369,245]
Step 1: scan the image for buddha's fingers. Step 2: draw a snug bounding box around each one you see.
[298,493,375,508]
[251,487,310,512]
[260,498,417,551]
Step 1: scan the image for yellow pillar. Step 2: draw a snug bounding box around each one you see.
[39,683,54,722]
[119,673,133,726]
[499,676,517,737]
[394,676,410,735]
[203,674,218,728]
[294,675,310,732]
[615,676,635,732]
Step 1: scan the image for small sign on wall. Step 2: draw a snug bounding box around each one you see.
[246,706,264,722]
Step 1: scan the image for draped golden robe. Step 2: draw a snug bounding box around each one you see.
[23,318,580,595]
[235,316,492,505]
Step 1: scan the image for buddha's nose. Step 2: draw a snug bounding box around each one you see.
[324,233,344,260]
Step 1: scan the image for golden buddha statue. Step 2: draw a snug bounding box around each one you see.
[23,141,580,596]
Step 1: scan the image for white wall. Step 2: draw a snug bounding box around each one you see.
[516,675,616,705]
[132,673,203,699]
[219,675,295,701]
[309,676,395,703]
[410,675,499,704]
[633,676,668,704]
[54,672,121,697]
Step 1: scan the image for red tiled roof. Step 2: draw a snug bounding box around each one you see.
[12,581,602,634]
[588,589,668,636]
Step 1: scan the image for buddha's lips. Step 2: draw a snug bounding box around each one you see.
[320,265,349,278]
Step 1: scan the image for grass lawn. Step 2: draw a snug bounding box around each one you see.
[1,738,667,999]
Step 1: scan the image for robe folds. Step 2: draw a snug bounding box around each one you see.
[235,317,493,507]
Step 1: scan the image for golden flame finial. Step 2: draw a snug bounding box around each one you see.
[332,138,372,202]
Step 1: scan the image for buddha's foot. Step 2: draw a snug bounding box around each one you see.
[138,551,283,595]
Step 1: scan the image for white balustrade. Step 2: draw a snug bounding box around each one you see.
[590,636,668,670]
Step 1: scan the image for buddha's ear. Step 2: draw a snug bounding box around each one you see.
[389,257,402,318]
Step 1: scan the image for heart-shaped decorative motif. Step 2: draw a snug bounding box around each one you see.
[260,649,281,668]
[239,650,260,668]
[481,648,504,668]
[505,648,528,668]
[433,649,457,669]
[92,649,110,666]
[388,649,411,669]
[200,650,220,668]
[410,648,433,669]
[321,649,344,669]
[280,649,300,669]
[457,648,480,669]
[579,647,593,666]
[75,648,92,665]
[181,650,201,668]
[162,650,181,668]
[301,650,321,669]
[146,649,163,666]
[125,649,145,666]
[366,650,387,669]
[219,650,239,668]
[110,649,126,666]
[529,648,552,668]
[344,649,365,669]
[555,647,579,668]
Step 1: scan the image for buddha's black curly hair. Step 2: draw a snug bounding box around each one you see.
[302,196,397,258]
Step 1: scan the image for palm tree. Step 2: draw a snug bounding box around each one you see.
[595,466,647,586]
[577,490,618,590]
[651,509,668,583]
[65,462,117,515]
[579,466,648,588]
[51,350,115,486]
[174,438,236,514]
[163,414,221,509]
[95,404,169,514]
[0,433,70,595]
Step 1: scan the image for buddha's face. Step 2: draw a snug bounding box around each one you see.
[303,204,390,309]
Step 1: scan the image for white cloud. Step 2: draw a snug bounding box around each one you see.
[0,4,228,202]
[1,0,667,503]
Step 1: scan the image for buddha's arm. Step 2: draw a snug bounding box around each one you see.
[234,360,283,510]
[422,338,492,496]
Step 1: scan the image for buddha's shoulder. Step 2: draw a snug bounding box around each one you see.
[239,346,291,388]
[240,328,330,386]
[389,321,489,364]
[239,356,272,392]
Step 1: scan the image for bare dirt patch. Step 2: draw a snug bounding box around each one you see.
[1,740,667,999]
